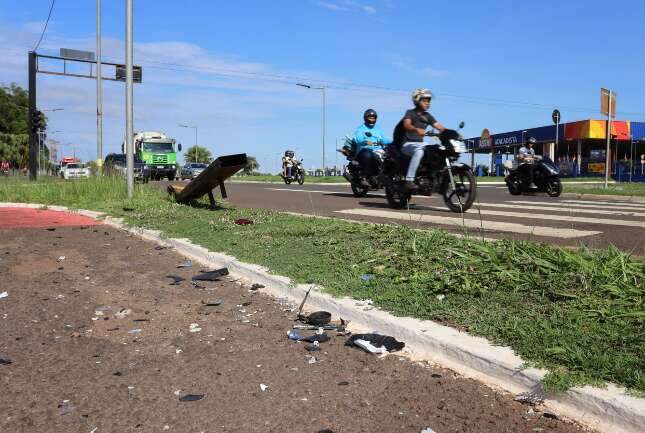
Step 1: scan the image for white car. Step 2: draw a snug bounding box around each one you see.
[62,163,90,180]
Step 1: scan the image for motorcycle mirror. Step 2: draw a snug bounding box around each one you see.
[178,143,182,152]
[458,121,465,129]
[365,131,372,137]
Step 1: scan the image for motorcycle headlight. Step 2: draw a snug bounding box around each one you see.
[450,139,466,154]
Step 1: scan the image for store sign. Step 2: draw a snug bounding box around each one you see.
[480,128,492,148]
[587,163,606,174]
[494,135,519,146]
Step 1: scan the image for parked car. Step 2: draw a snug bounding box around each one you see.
[62,163,90,180]
[104,153,149,182]
[180,162,208,180]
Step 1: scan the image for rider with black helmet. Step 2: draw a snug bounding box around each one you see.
[282,150,295,179]
[352,109,391,178]
[518,137,541,189]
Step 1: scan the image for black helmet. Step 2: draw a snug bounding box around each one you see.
[285,150,294,157]
[527,137,537,145]
[363,109,378,125]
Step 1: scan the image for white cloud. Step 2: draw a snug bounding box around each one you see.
[316,0,376,14]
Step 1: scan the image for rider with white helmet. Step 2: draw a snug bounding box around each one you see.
[392,88,446,190]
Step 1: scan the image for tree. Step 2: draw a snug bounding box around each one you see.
[184,145,212,164]
[242,156,259,175]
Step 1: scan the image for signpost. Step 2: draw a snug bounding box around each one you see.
[601,88,616,188]
[552,109,560,163]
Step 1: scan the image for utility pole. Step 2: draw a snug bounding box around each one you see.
[28,51,38,180]
[125,0,134,198]
[296,83,326,172]
[96,0,103,169]
[604,90,612,189]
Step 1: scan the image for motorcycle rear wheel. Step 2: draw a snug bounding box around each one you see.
[385,184,410,209]
[443,169,477,213]
[546,177,562,197]
[506,174,523,196]
[351,183,369,197]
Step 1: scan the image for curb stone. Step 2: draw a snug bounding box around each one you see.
[1,202,643,433]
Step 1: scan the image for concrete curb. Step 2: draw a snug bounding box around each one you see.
[561,192,645,203]
[1,202,643,433]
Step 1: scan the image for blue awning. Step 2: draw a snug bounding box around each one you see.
[631,122,645,140]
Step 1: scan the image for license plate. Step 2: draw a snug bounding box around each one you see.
[157,166,164,169]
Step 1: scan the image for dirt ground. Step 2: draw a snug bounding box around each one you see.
[0,220,596,433]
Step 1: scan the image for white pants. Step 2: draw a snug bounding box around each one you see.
[401,142,428,181]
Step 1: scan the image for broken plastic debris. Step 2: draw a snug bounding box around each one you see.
[353,339,387,354]
[515,392,545,406]
[543,412,558,420]
[249,283,264,291]
[0,357,12,365]
[346,334,405,353]
[176,260,192,268]
[57,256,66,262]
[0,291,7,299]
[189,323,202,333]
[234,218,254,225]
[304,344,320,352]
[115,309,132,319]
[421,428,437,433]
[436,294,446,301]
[166,275,185,285]
[305,311,331,326]
[260,384,268,391]
[299,333,330,343]
[307,356,317,364]
[201,299,223,306]
[192,268,229,281]
[361,273,375,281]
[287,329,301,341]
[127,329,142,334]
[179,394,204,402]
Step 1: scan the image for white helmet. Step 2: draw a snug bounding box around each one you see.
[412,88,433,106]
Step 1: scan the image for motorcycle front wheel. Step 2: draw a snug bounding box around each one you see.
[545,177,562,197]
[385,184,410,209]
[351,183,369,197]
[297,173,305,185]
[443,169,477,213]
[506,173,523,196]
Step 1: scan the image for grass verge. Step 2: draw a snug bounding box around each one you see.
[1,176,643,393]
[564,182,645,197]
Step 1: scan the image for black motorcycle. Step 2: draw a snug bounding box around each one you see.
[339,132,385,197]
[282,159,305,185]
[381,124,477,212]
[504,157,562,197]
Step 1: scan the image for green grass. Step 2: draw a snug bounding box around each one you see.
[564,182,645,197]
[1,176,643,393]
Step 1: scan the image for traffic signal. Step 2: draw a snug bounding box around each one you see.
[29,109,45,133]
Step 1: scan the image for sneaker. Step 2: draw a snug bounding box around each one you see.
[403,181,417,191]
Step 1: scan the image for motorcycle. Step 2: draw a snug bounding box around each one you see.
[282,159,305,185]
[381,122,477,212]
[504,157,562,197]
[338,132,385,197]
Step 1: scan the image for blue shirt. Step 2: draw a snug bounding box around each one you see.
[353,123,392,155]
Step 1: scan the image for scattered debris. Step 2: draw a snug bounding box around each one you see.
[0,357,12,365]
[352,338,387,354]
[296,287,313,318]
[122,206,134,212]
[189,323,202,333]
[0,291,7,299]
[431,373,442,378]
[127,329,142,334]
[514,392,545,406]
[166,275,185,285]
[305,341,320,352]
[192,268,229,281]
[317,430,333,433]
[249,283,264,291]
[346,334,405,353]
[57,256,66,262]
[361,273,375,281]
[190,280,206,289]
[420,428,438,433]
[132,318,150,322]
[304,311,331,326]
[201,299,223,306]
[260,384,268,392]
[58,400,76,415]
[543,412,559,420]
[154,246,167,251]
[287,329,301,341]
[337,381,349,386]
[300,333,330,343]
[307,356,317,364]
[115,309,132,319]
[176,260,192,268]
[179,394,204,402]
[234,218,254,225]
[436,294,446,301]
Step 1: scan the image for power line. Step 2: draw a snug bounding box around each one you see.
[33,0,56,51]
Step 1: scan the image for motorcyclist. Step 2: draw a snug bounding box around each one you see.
[393,89,446,190]
[518,137,540,189]
[352,109,391,179]
[282,150,295,178]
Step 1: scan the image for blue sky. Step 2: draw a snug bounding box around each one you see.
[1,0,644,171]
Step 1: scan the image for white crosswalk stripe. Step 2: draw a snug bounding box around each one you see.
[559,200,645,209]
[479,203,645,218]
[335,208,602,239]
[506,200,645,211]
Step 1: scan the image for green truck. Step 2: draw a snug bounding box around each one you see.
[122,131,182,180]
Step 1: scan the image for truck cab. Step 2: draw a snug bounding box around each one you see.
[124,131,181,181]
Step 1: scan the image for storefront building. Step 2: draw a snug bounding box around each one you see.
[466,120,645,180]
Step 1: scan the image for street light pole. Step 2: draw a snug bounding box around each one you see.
[179,124,198,162]
[296,83,326,173]
[96,0,103,168]
[125,0,134,198]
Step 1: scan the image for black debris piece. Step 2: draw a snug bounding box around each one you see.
[179,394,204,402]
[299,333,330,343]
[166,275,185,285]
[431,373,442,378]
[249,283,264,291]
[305,311,331,326]
[317,430,333,433]
[154,246,167,251]
[201,299,223,306]
[0,357,12,365]
[304,344,320,352]
[132,319,150,322]
[113,371,122,376]
[345,334,405,352]
[234,218,253,225]
[543,412,559,420]
[192,268,229,281]
[241,301,252,307]
[337,381,349,386]
[122,207,134,212]
[176,260,192,268]
[46,228,56,231]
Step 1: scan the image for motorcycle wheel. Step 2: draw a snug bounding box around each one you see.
[385,184,410,209]
[506,174,523,196]
[283,177,291,185]
[546,177,562,197]
[443,169,477,213]
[297,173,305,185]
[351,183,369,197]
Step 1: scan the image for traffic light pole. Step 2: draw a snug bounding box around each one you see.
[28,51,38,180]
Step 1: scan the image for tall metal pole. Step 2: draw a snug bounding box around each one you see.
[322,87,326,174]
[194,127,198,162]
[555,120,560,165]
[604,90,612,189]
[28,51,38,180]
[125,0,134,197]
[96,0,103,168]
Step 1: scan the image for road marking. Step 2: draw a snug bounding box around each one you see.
[336,208,602,239]
[265,187,441,200]
[507,200,645,210]
[560,199,645,209]
[478,203,645,218]
[412,205,645,228]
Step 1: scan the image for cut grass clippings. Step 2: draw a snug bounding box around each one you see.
[1,176,643,393]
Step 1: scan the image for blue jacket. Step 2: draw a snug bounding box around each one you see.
[353,123,391,155]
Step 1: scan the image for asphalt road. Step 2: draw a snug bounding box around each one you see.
[163,180,645,253]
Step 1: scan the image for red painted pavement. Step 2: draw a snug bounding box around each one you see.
[0,207,101,229]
